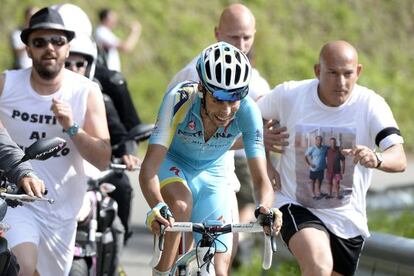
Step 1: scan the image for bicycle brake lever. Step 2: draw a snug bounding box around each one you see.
[271,234,277,252]
[159,224,165,251]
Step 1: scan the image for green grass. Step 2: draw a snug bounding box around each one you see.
[368,209,414,239]
[233,249,300,276]
[1,1,413,151]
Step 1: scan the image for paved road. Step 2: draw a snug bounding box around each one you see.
[120,159,414,275]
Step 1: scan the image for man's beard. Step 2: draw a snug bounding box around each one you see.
[32,60,62,80]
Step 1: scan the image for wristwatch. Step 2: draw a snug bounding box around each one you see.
[374,151,384,168]
[64,122,79,137]
[21,171,40,180]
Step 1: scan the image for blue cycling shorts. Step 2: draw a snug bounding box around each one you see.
[158,156,234,252]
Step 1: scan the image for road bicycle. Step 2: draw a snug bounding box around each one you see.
[151,216,277,276]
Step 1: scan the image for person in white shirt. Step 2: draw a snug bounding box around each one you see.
[257,40,406,276]
[0,7,111,276]
[94,8,141,72]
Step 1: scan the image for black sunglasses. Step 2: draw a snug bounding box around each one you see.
[65,60,88,69]
[30,36,68,48]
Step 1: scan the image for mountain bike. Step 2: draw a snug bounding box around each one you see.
[151,216,277,276]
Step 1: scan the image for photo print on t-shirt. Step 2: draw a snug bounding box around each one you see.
[294,124,356,209]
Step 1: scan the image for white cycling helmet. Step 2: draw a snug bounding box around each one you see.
[196,41,251,101]
[52,3,97,79]
[68,33,98,79]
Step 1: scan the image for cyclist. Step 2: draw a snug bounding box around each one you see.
[167,4,288,262]
[140,42,282,276]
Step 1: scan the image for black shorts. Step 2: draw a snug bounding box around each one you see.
[279,204,364,276]
[309,170,324,182]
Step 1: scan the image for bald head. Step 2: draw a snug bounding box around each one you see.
[319,40,359,67]
[215,4,256,54]
[314,40,362,107]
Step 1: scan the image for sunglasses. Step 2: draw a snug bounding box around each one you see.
[30,35,68,48]
[203,83,249,102]
[65,60,88,69]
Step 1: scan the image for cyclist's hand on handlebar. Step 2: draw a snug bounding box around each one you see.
[18,173,46,198]
[122,154,141,171]
[145,202,174,234]
[255,205,283,236]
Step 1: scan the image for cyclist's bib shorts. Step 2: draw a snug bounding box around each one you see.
[159,157,234,253]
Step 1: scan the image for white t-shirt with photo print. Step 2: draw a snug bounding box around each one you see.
[257,79,404,239]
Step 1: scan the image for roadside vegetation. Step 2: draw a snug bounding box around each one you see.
[1,0,413,150]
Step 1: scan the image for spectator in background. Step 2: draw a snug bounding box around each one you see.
[9,6,39,69]
[95,8,141,72]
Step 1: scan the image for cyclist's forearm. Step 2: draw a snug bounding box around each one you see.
[139,161,165,208]
[255,181,274,207]
[248,157,274,207]
[140,175,164,208]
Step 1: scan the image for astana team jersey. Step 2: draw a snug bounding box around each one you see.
[167,56,270,191]
[150,81,265,171]
[257,79,404,239]
[0,68,99,224]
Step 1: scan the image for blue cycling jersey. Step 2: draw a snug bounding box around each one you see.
[150,81,265,170]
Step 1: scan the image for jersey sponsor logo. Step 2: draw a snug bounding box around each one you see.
[177,129,234,139]
[212,132,234,138]
[178,129,203,137]
[169,166,180,176]
[173,89,189,116]
[187,120,196,130]
[255,129,263,142]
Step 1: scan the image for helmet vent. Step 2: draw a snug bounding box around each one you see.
[243,64,249,82]
[235,65,241,83]
[235,51,241,63]
[216,63,222,83]
[226,68,231,86]
[225,54,231,64]
[214,49,220,61]
[206,61,212,80]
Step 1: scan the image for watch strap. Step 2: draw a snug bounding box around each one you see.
[374,151,383,168]
[64,122,79,137]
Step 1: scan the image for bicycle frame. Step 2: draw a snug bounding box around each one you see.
[151,220,276,276]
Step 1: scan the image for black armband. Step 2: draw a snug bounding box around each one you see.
[375,127,401,147]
